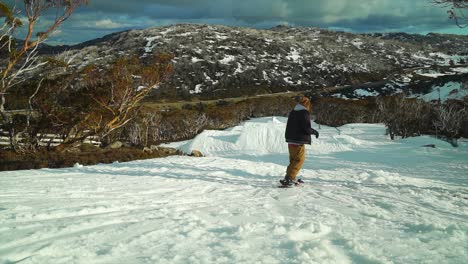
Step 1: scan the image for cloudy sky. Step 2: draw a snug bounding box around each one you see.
[4,0,467,45]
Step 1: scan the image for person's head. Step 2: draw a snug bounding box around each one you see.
[295,95,311,112]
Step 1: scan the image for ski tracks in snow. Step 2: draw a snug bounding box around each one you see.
[1,155,467,263]
[0,157,350,263]
[1,119,468,263]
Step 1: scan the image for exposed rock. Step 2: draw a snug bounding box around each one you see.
[150,145,160,151]
[158,147,180,156]
[107,141,123,149]
[191,150,204,157]
[143,147,152,153]
[422,144,436,148]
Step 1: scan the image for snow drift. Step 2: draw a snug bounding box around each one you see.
[175,117,354,156]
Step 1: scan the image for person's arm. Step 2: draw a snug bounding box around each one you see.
[303,111,319,138]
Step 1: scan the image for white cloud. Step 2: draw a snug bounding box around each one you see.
[70,15,131,29]
[94,19,129,29]
[7,0,464,45]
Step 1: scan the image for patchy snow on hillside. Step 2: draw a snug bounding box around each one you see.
[1,117,467,264]
[219,55,236,64]
[354,88,380,98]
[351,38,364,49]
[233,63,245,75]
[429,52,468,66]
[452,67,468,73]
[143,36,159,53]
[286,48,301,63]
[417,81,468,102]
[191,57,204,63]
[415,69,457,78]
[332,93,350,99]
[190,84,203,94]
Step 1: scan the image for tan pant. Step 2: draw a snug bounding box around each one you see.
[286,144,305,181]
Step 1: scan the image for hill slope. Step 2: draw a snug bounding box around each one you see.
[46,24,468,98]
[1,117,467,263]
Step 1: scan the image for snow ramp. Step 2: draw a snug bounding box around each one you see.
[175,117,352,156]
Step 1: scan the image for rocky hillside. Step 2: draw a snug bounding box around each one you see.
[44,24,468,99]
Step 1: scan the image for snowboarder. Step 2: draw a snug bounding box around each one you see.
[280,96,319,186]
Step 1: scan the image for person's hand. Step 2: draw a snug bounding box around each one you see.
[313,129,319,139]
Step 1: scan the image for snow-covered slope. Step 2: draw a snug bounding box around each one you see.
[329,67,468,102]
[1,118,467,263]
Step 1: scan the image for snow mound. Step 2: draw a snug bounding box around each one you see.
[333,135,370,146]
[237,122,287,154]
[174,117,353,156]
[178,128,239,155]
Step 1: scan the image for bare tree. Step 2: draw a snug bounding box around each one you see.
[182,112,208,138]
[433,0,468,28]
[124,112,164,147]
[0,0,88,151]
[376,95,432,140]
[433,102,466,146]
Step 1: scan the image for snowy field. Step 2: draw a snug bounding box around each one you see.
[1,117,467,264]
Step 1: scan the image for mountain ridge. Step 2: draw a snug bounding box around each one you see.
[41,24,468,99]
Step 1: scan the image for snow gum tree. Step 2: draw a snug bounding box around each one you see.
[376,95,466,146]
[0,0,88,151]
[376,95,432,140]
[52,54,174,151]
[433,101,466,146]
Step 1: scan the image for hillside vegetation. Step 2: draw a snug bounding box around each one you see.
[1,24,467,170]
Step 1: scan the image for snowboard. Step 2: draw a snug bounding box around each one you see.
[278,179,304,188]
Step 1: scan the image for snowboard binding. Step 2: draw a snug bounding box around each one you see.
[279,178,304,187]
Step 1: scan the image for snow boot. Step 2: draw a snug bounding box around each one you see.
[280,176,294,186]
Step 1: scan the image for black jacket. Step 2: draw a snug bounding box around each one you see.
[285,105,316,145]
